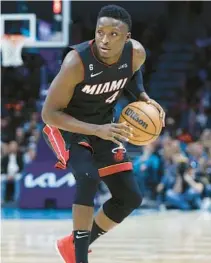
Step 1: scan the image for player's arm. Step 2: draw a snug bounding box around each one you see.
[41,51,132,145]
[131,39,165,127]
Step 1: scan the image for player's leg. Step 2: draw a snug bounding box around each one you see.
[89,138,142,244]
[69,143,100,262]
[43,126,99,263]
[89,170,142,244]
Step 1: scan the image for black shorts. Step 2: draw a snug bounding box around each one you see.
[43,125,133,177]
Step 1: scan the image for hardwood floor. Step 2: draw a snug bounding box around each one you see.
[1,211,211,263]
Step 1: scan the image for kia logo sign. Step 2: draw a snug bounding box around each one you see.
[24,172,76,188]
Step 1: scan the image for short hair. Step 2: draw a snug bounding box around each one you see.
[97,5,132,31]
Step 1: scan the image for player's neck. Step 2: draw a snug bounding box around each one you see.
[93,43,122,65]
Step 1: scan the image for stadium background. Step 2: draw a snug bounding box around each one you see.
[1,1,211,217]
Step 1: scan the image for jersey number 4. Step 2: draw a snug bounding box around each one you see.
[105,91,120,104]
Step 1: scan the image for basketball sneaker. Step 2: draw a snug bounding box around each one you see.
[56,234,92,263]
[56,234,75,263]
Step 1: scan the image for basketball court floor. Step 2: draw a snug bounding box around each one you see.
[1,210,211,263]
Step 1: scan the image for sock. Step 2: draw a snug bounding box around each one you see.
[89,221,107,245]
[73,230,90,263]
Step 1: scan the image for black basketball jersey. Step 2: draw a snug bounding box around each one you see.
[64,40,133,125]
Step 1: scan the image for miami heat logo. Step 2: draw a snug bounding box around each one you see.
[112,146,126,162]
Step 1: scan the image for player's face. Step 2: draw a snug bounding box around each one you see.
[95,17,131,59]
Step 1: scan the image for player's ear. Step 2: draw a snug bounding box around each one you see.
[126,32,131,43]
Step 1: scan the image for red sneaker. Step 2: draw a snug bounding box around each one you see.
[56,234,92,263]
[56,235,75,263]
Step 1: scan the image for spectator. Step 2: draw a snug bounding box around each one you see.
[200,129,211,151]
[134,143,161,198]
[186,142,208,175]
[163,159,204,210]
[177,128,193,144]
[156,141,185,206]
[1,142,9,158]
[15,127,27,152]
[24,119,42,136]
[23,146,37,165]
[1,117,14,143]
[1,141,24,203]
[27,129,40,149]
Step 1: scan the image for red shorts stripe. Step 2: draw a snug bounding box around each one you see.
[43,125,69,168]
[55,161,66,169]
[98,162,133,177]
[78,141,94,153]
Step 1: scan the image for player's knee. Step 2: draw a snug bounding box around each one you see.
[114,189,143,211]
[127,190,143,209]
[74,175,100,207]
[103,190,142,223]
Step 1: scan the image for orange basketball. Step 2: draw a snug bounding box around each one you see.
[119,101,163,146]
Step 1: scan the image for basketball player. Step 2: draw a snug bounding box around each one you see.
[42,5,165,263]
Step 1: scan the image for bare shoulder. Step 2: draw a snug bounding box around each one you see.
[42,49,84,117]
[130,39,146,72]
[130,39,146,57]
[61,49,84,82]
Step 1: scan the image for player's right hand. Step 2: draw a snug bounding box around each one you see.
[95,122,133,146]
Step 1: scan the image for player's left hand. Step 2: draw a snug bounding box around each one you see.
[146,99,165,127]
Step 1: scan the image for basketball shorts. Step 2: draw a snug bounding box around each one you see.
[42,125,133,177]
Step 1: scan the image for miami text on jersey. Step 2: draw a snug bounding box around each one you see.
[81,78,128,95]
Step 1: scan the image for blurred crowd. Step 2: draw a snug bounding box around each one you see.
[1,52,43,204]
[132,131,211,211]
[130,17,211,210]
[169,33,211,139]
